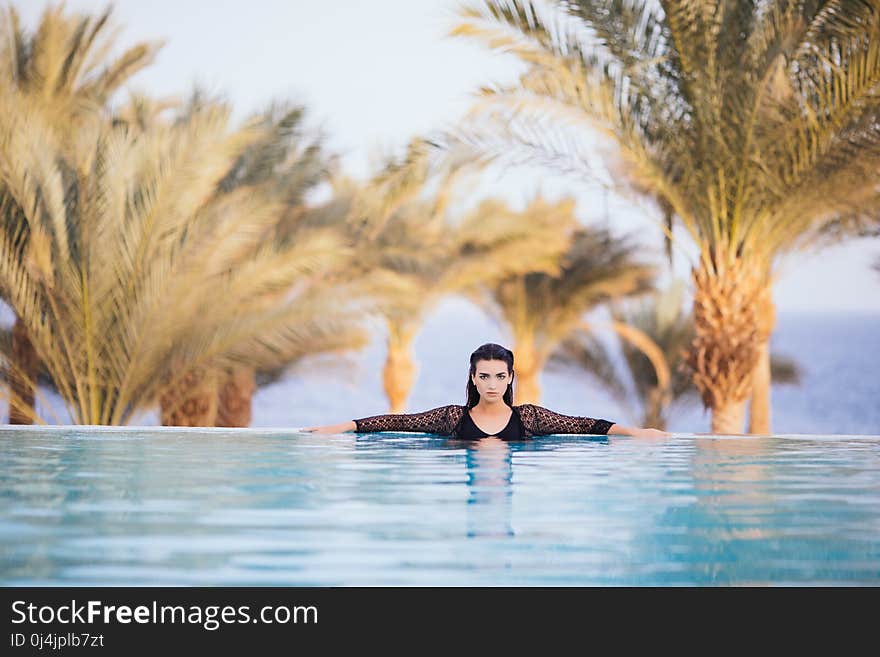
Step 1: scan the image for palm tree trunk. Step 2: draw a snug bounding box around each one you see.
[643,387,667,431]
[159,366,219,427]
[382,322,418,413]
[216,366,256,427]
[512,337,541,405]
[9,317,38,424]
[606,320,671,391]
[747,292,776,435]
[712,398,748,434]
[685,251,765,435]
[583,318,672,428]
[749,341,771,435]
[747,343,772,434]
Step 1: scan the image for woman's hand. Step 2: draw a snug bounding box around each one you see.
[608,423,671,438]
[300,426,334,434]
[300,421,356,434]
[629,427,672,438]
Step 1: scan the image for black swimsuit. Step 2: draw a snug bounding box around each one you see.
[352,404,614,438]
[457,409,524,441]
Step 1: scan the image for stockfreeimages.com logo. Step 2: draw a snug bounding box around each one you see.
[11,600,317,631]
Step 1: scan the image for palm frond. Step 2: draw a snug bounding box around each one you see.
[450,0,880,265]
[0,90,370,425]
[548,327,639,421]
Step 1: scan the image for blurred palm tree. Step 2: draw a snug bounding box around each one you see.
[381,194,575,412]
[446,0,880,433]
[469,217,657,404]
[327,141,574,412]
[0,4,161,125]
[0,3,161,423]
[0,88,371,425]
[549,280,801,430]
[1,5,370,427]
[151,97,371,427]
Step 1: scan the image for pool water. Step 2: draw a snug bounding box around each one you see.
[2,427,879,586]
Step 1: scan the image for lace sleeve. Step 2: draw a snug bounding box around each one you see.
[353,405,464,435]
[516,404,614,436]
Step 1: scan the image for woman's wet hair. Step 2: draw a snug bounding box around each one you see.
[465,343,515,408]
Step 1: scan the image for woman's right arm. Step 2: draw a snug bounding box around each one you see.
[301,421,357,434]
[302,406,459,435]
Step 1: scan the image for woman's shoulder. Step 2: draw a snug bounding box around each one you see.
[413,404,466,414]
[425,404,467,417]
[440,405,467,426]
[433,404,466,410]
[512,404,553,421]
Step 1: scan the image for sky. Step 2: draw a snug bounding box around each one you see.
[15,0,880,315]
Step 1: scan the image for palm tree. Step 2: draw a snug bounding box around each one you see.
[446,0,880,432]
[0,4,161,124]
[0,89,369,425]
[0,5,368,427]
[470,219,657,404]
[152,97,370,427]
[0,4,161,423]
[378,194,577,412]
[550,280,801,430]
[328,140,575,412]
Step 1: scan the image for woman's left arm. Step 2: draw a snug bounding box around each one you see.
[519,405,671,437]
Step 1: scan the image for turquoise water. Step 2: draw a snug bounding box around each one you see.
[2,426,879,586]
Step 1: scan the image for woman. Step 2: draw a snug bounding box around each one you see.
[303,343,670,439]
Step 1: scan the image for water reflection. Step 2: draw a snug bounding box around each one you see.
[640,436,880,584]
[683,437,775,583]
[692,436,774,528]
[461,437,514,539]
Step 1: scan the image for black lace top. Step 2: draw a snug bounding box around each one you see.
[353,404,615,438]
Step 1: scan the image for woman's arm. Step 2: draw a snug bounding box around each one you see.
[519,404,615,435]
[302,406,461,435]
[519,405,670,437]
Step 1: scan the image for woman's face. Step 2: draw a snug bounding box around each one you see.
[471,359,512,401]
